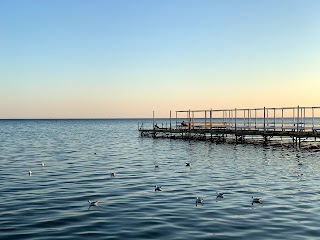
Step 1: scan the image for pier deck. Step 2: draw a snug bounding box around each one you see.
[139,106,320,148]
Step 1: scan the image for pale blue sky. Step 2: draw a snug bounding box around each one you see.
[1,0,319,118]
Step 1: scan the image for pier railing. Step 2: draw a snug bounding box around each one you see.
[138,106,320,147]
[174,106,320,133]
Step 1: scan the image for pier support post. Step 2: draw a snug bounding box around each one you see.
[153,111,156,138]
[296,105,300,148]
[210,109,212,142]
[170,110,172,130]
[235,108,237,143]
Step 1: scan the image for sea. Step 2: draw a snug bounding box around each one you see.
[1,119,320,240]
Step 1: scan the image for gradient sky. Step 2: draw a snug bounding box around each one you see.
[1,0,319,118]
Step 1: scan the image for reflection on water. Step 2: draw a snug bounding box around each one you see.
[1,119,320,240]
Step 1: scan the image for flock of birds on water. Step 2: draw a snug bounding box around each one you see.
[28,159,263,209]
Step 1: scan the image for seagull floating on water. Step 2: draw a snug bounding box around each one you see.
[196,197,203,205]
[252,196,262,204]
[110,172,116,177]
[41,162,45,168]
[155,185,162,191]
[216,193,224,199]
[186,162,191,167]
[28,170,32,176]
[88,200,99,206]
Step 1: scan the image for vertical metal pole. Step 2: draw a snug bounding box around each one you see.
[304,107,306,130]
[297,106,300,131]
[170,110,172,130]
[312,107,314,130]
[243,109,245,129]
[192,111,194,129]
[263,107,267,145]
[297,105,300,147]
[274,108,276,131]
[176,111,177,129]
[205,111,207,129]
[210,109,212,141]
[189,109,191,131]
[266,108,268,129]
[153,111,156,138]
[293,108,295,127]
[282,109,284,130]
[223,110,225,124]
[249,109,251,130]
[263,107,266,134]
[153,111,155,129]
[234,108,237,133]
[255,109,257,129]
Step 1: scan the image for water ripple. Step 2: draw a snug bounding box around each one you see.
[1,119,320,239]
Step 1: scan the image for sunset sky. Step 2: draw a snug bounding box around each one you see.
[1,0,319,118]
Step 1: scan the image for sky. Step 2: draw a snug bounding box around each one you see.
[0,0,319,118]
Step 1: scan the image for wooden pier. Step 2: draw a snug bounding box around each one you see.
[138,106,320,149]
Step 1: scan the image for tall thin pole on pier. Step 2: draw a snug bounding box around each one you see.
[235,108,237,142]
[263,107,266,133]
[293,108,295,127]
[263,107,266,144]
[235,108,237,131]
[255,109,257,129]
[273,108,276,131]
[176,111,178,129]
[282,109,284,130]
[192,111,194,129]
[243,109,245,128]
[312,107,314,130]
[249,109,251,130]
[223,111,225,124]
[210,109,212,141]
[266,108,269,128]
[170,110,172,130]
[205,111,207,129]
[152,111,155,138]
[304,107,306,125]
[188,109,191,132]
[297,105,300,147]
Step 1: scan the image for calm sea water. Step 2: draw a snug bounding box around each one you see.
[1,119,320,240]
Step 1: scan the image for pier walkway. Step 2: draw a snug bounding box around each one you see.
[138,106,320,148]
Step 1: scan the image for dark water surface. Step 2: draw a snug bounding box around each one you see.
[1,119,320,239]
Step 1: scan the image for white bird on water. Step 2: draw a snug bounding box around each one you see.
[216,193,224,199]
[155,185,162,191]
[252,196,262,204]
[88,200,99,206]
[41,161,45,168]
[196,197,203,205]
[28,171,32,176]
